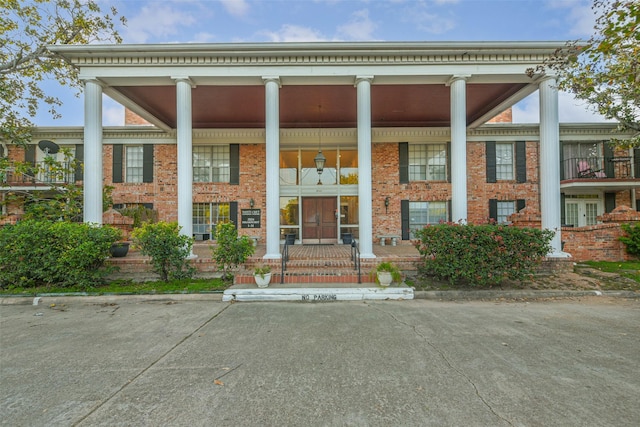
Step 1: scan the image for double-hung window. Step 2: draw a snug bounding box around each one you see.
[125,146,144,183]
[193,202,231,237]
[408,201,447,238]
[496,201,516,224]
[193,146,230,183]
[495,143,514,180]
[408,144,447,181]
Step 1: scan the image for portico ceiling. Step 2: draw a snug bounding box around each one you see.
[113,82,528,129]
[49,41,566,130]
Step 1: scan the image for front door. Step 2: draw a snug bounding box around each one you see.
[302,197,337,244]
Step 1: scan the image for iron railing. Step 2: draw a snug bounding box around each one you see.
[561,156,636,180]
[1,161,76,185]
[280,240,290,284]
[350,239,362,284]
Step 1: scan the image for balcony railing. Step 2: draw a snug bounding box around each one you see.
[1,161,76,185]
[561,157,637,180]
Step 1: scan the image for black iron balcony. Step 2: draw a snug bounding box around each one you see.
[561,156,636,180]
[1,161,77,185]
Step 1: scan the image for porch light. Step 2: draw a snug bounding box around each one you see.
[314,104,325,185]
[314,149,326,185]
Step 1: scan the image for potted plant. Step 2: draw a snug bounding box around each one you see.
[375,261,402,286]
[253,264,272,288]
[109,241,130,257]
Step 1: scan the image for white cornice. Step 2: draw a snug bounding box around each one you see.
[24,122,627,145]
[49,41,574,68]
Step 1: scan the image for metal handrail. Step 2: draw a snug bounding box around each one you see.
[561,156,634,180]
[280,240,290,284]
[350,239,362,284]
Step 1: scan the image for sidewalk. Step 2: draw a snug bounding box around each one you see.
[2,298,639,426]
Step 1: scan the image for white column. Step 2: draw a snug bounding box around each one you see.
[449,75,469,224]
[83,79,103,225]
[175,78,194,241]
[263,77,282,259]
[539,76,569,257]
[356,76,375,258]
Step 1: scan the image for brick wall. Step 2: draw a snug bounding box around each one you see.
[124,109,151,125]
[371,140,540,240]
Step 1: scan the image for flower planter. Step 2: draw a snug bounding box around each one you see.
[254,272,272,288]
[377,271,393,286]
[109,242,130,257]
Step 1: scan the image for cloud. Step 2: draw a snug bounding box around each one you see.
[122,5,196,43]
[261,24,327,42]
[220,0,250,18]
[103,97,124,126]
[546,0,595,37]
[512,91,612,124]
[337,9,377,40]
[401,2,457,35]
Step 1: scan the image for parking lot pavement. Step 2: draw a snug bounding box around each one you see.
[1,297,639,426]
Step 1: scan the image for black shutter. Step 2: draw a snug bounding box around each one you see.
[112,145,123,183]
[446,142,451,183]
[634,148,640,178]
[560,142,565,180]
[229,201,238,227]
[143,144,154,183]
[230,144,239,185]
[516,141,526,183]
[560,193,566,226]
[401,200,410,240]
[489,199,498,222]
[604,192,616,213]
[604,142,614,178]
[25,145,36,177]
[517,199,526,212]
[75,144,84,181]
[447,200,452,222]
[486,141,496,183]
[399,142,408,184]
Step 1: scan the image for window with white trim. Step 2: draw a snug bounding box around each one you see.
[193,202,230,237]
[408,201,447,238]
[496,143,514,180]
[193,146,230,183]
[497,201,516,224]
[125,146,144,183]
[409,144,447,181]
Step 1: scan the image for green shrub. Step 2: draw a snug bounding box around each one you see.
[131,222,196,282]
[413,223,553,286]
[0,220,120,289]
[211,222,255,282]
[619,223,640,256]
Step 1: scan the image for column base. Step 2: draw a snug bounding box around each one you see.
[263,253,283,260]
[359,253,376,259]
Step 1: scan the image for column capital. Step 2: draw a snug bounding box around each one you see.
[262,76,281,87]
[537,74,557,85]
[172,76,196,88]
[446,74,471,86]
[354,76,374,86]
[81,78,105,87]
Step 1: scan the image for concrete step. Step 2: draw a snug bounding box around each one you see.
[222,283,414,302]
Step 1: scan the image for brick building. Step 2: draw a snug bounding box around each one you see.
[2,42,639,261]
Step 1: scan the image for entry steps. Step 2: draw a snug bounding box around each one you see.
[222,282,414,302]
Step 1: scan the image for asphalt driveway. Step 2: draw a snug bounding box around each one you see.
[1,296,639,426]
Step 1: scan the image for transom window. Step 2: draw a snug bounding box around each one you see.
[496,143,514,180]
[408,201,447,238]
[409,144,447,181]
[125,146,144,183]
[193,146,230,183]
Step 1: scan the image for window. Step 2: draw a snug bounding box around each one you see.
[125,146,144,183]
[408,201,447,238]
[564,195,600,227]
[496,201,516,224]
[409,144,447,181]
[193,146,230,183]
[193,202,230,237]
[496,143,514,180]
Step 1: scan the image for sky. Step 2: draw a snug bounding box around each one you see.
[35,0,609,127]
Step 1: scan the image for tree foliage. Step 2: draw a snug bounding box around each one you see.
[528,0,639,147]
[0,0,124,146]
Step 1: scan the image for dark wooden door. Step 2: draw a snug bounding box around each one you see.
[302,197,337,244]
